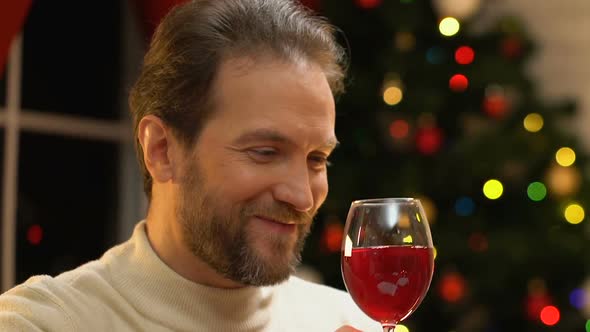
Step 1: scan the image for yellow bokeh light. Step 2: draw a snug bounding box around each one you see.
[555,147,576,167]
[383,86,403,106]
[394,325,410,332]
[483,179,503,200]
[523,113,544,132]
[439,17,460,37]
[433,246,438,260]
[564,204,585,224]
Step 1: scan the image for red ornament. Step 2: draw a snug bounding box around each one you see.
[355,0,382,9]
[438,272,467,303]
[416,126,443,155]
[322,222,344,253]
[449,74,469,92]
[483,94,508,118]
[455,46,475,65]
[501,36,523,58]
[27,224,43,245]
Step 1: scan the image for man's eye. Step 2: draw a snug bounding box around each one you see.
[309,155,332,169]
[247,148,277,162]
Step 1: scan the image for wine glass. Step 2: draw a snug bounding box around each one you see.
[341,198,434,332]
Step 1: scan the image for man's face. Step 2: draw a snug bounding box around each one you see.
[176,57,337,286]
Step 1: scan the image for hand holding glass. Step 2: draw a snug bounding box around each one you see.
[341,198,434,332]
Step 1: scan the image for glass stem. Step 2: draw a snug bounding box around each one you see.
[383,325,395,332]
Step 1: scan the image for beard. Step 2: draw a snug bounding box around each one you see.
[176,161,316,286]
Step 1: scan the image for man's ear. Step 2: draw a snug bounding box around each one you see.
[137,115,178,183]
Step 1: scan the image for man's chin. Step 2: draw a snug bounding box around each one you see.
[233,244,300,286]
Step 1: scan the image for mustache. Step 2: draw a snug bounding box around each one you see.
[244,202,316,225]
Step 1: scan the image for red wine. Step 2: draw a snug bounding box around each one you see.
[342,246,434,325]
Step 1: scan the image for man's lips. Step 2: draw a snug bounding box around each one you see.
[253,215,298,233]
[254,215,296,225]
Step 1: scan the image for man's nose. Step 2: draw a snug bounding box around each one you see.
[272,163,314,212]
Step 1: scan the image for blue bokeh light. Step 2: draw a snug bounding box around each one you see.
[426,46,446,64]
[569,288,585,310]
[455,196,475,216]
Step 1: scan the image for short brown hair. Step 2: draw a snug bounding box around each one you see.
[129,0,347,201]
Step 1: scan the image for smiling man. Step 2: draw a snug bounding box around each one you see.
[0,0,378,331]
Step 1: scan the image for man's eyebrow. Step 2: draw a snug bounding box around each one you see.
[232,128,339,150]
[232,129,291,145]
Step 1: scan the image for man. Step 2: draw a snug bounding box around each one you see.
[0,0,378,331]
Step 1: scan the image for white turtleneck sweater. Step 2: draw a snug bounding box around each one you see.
[0,221,378,331]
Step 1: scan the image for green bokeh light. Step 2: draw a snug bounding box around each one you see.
[527,182,547,201]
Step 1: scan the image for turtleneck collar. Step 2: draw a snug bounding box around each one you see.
[103,220,276,331]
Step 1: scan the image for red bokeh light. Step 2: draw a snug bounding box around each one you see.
[322,223,343,253]
[354,0,382,9]
[449,74,469,92]
[455,46,475,65]
[540,306,560,326]
[525,293,552,320]
[389,120,410,139]
[501,36,523,58]
[27,224,43,245]
[416,126,443,155]
[438,272,467,303]
[483,95,508,118]
[299,0,321,11]
[468,232,488,252]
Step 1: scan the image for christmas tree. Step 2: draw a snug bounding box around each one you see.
[300,0,590,331]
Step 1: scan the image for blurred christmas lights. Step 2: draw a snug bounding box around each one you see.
[455,46,474,64]
[449,74,469,92]
[416,126,443,155]
[523,113,544,132]
[483,85,509,118]
[546,164,581,197]
[564,203,585,224]
[455,196,475,216]
[354,0,382,9]
[426,46,446,64]
[439,17,460,36]
[569,288,585,310]
[321,218,344,253]
[483,179,503,200]
[415,195,437,223]
[389,119,410,139]
[439,272,467,303]
[383,86,403,106]
[555,147,576,167]
[468,232,488,252]
[539,305,560,326]
[527,182,547,201]
[526,293,552,320]
[395,31,416,51]
[394,325,409,332]
[27,224,43,245]
[501,36,523,58]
